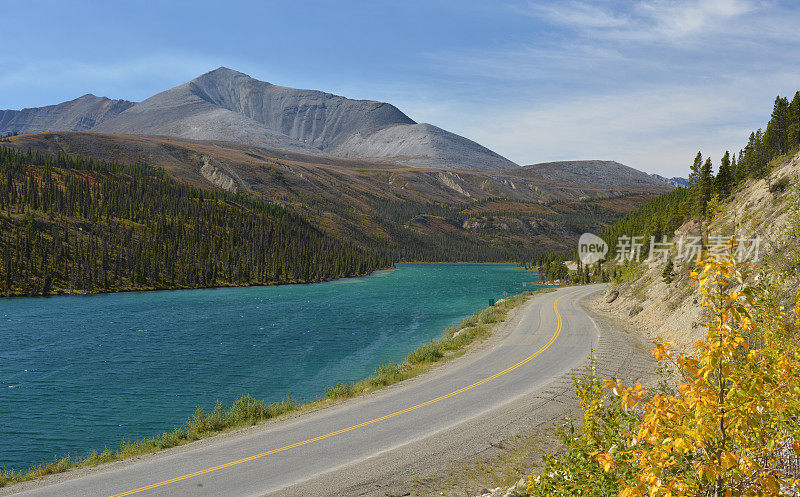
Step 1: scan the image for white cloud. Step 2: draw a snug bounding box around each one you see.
[401,70,800,176]
[517,0,759,44]
[514,1,629,29]
[636,0,755,38]
[409,0,800,176]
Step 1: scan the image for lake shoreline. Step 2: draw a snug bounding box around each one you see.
[2,264,541,477]
[0,261,532,299]
[0,265,399,299]
[0,287,550,489]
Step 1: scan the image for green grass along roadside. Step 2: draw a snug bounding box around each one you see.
[0,288,554,488]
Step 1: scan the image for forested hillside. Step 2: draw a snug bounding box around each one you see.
[600,90,800,254]
[517,93,800,497]
[0,147,390,297]
[523,90,800,283]
[3,132,667,264]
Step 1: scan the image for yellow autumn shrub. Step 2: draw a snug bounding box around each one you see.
[595,246,800,496]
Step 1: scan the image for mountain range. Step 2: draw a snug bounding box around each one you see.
[0,67,675,261]
[2,130,672,258]
[0,67,520,171]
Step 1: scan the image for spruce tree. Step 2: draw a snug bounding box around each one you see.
[765,95,790,156]
[716,151,733,198]
[789,91,800,150]
[745,129,768,178]
[737,150,745,180]
[689,151,703,188]
[698,158,714,219]
[0,146,394,296]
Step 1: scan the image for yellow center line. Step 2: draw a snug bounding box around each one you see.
[110,289,577,497]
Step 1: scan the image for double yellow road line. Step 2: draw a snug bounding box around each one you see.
[111,290,574,497]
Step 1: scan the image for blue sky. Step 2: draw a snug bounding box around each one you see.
[2,0,799,176]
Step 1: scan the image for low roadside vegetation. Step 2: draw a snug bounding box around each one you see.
[527,250,800,496]
[0,288,552,488]
[0,395,300,487]
[325,291,542,400]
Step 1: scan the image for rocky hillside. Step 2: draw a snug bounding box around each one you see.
[509,160,668,196]
[1,132,671,260]
[594,149,800,348]
[335,122,517,170]
[1,67,517,171]
[0,94,133,133]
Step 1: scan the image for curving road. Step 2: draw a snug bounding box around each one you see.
[8,284,604,497]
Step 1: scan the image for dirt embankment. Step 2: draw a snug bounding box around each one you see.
[595,150,800,351]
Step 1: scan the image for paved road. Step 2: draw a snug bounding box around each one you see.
[9,285,603,497]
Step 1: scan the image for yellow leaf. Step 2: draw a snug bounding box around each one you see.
[720,452,737,469]
[595,453,615,472]
[673,437,689,454]
[620,486,642,497]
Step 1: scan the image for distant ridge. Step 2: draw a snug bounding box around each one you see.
[650,173,689,188]
[508,160,671,190]
[0,67,518,171]
[0,94,133,134]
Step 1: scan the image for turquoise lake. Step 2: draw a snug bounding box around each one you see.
[0,263,541,471]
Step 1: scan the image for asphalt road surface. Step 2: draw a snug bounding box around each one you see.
[9,284,603,497]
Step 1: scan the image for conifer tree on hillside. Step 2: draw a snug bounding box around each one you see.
[0,147,393,296]
[765,95,791,156]
[599,87,800,271]
[689,151,703,188]
[743,129,768,178]
[789,91,800,149]
[698,157,714,219]
[716,151,733,198]
[661,258,675,283]
[688,151,703,221]
[689,153,714,220]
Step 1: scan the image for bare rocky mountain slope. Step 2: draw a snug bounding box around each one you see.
[0,94,133,134]
[511,160,664,191]
[1,67,517,171]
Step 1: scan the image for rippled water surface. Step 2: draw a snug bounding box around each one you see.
[0,263,540,471]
